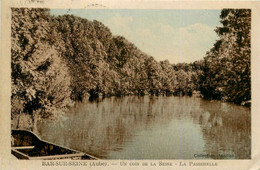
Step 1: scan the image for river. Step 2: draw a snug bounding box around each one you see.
[37,96,251,159]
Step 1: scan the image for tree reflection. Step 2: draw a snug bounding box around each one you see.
[195,100,250,159]
[37,96,250,159]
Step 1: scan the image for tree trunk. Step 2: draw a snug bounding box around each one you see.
[31,109,40,133]
[16,110,21,129]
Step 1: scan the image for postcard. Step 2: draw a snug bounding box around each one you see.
[1,0,260,169]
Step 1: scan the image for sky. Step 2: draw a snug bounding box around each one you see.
[50,9,221,64]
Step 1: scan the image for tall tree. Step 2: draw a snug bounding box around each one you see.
[11,8,72,130]
[200,9,251,104]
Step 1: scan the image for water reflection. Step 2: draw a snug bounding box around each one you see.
[198,100,251,159]
[38,96,250,159]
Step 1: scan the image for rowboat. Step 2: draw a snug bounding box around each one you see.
[11,129,99,160]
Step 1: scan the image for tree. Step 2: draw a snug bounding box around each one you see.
[11,8,72,131]
[200,9,251,104]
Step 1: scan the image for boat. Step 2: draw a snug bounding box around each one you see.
[11,129,99,160]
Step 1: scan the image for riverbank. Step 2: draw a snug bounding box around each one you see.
[11,92,250,133]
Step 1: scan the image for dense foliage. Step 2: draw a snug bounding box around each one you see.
[200,9,251,104]
[11,9,72,130]
[11,8,251,129]
[51,14,201,99]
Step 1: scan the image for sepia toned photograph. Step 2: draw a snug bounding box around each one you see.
[10,7,251,160]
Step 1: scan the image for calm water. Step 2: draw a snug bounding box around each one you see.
[38,96,251,159]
